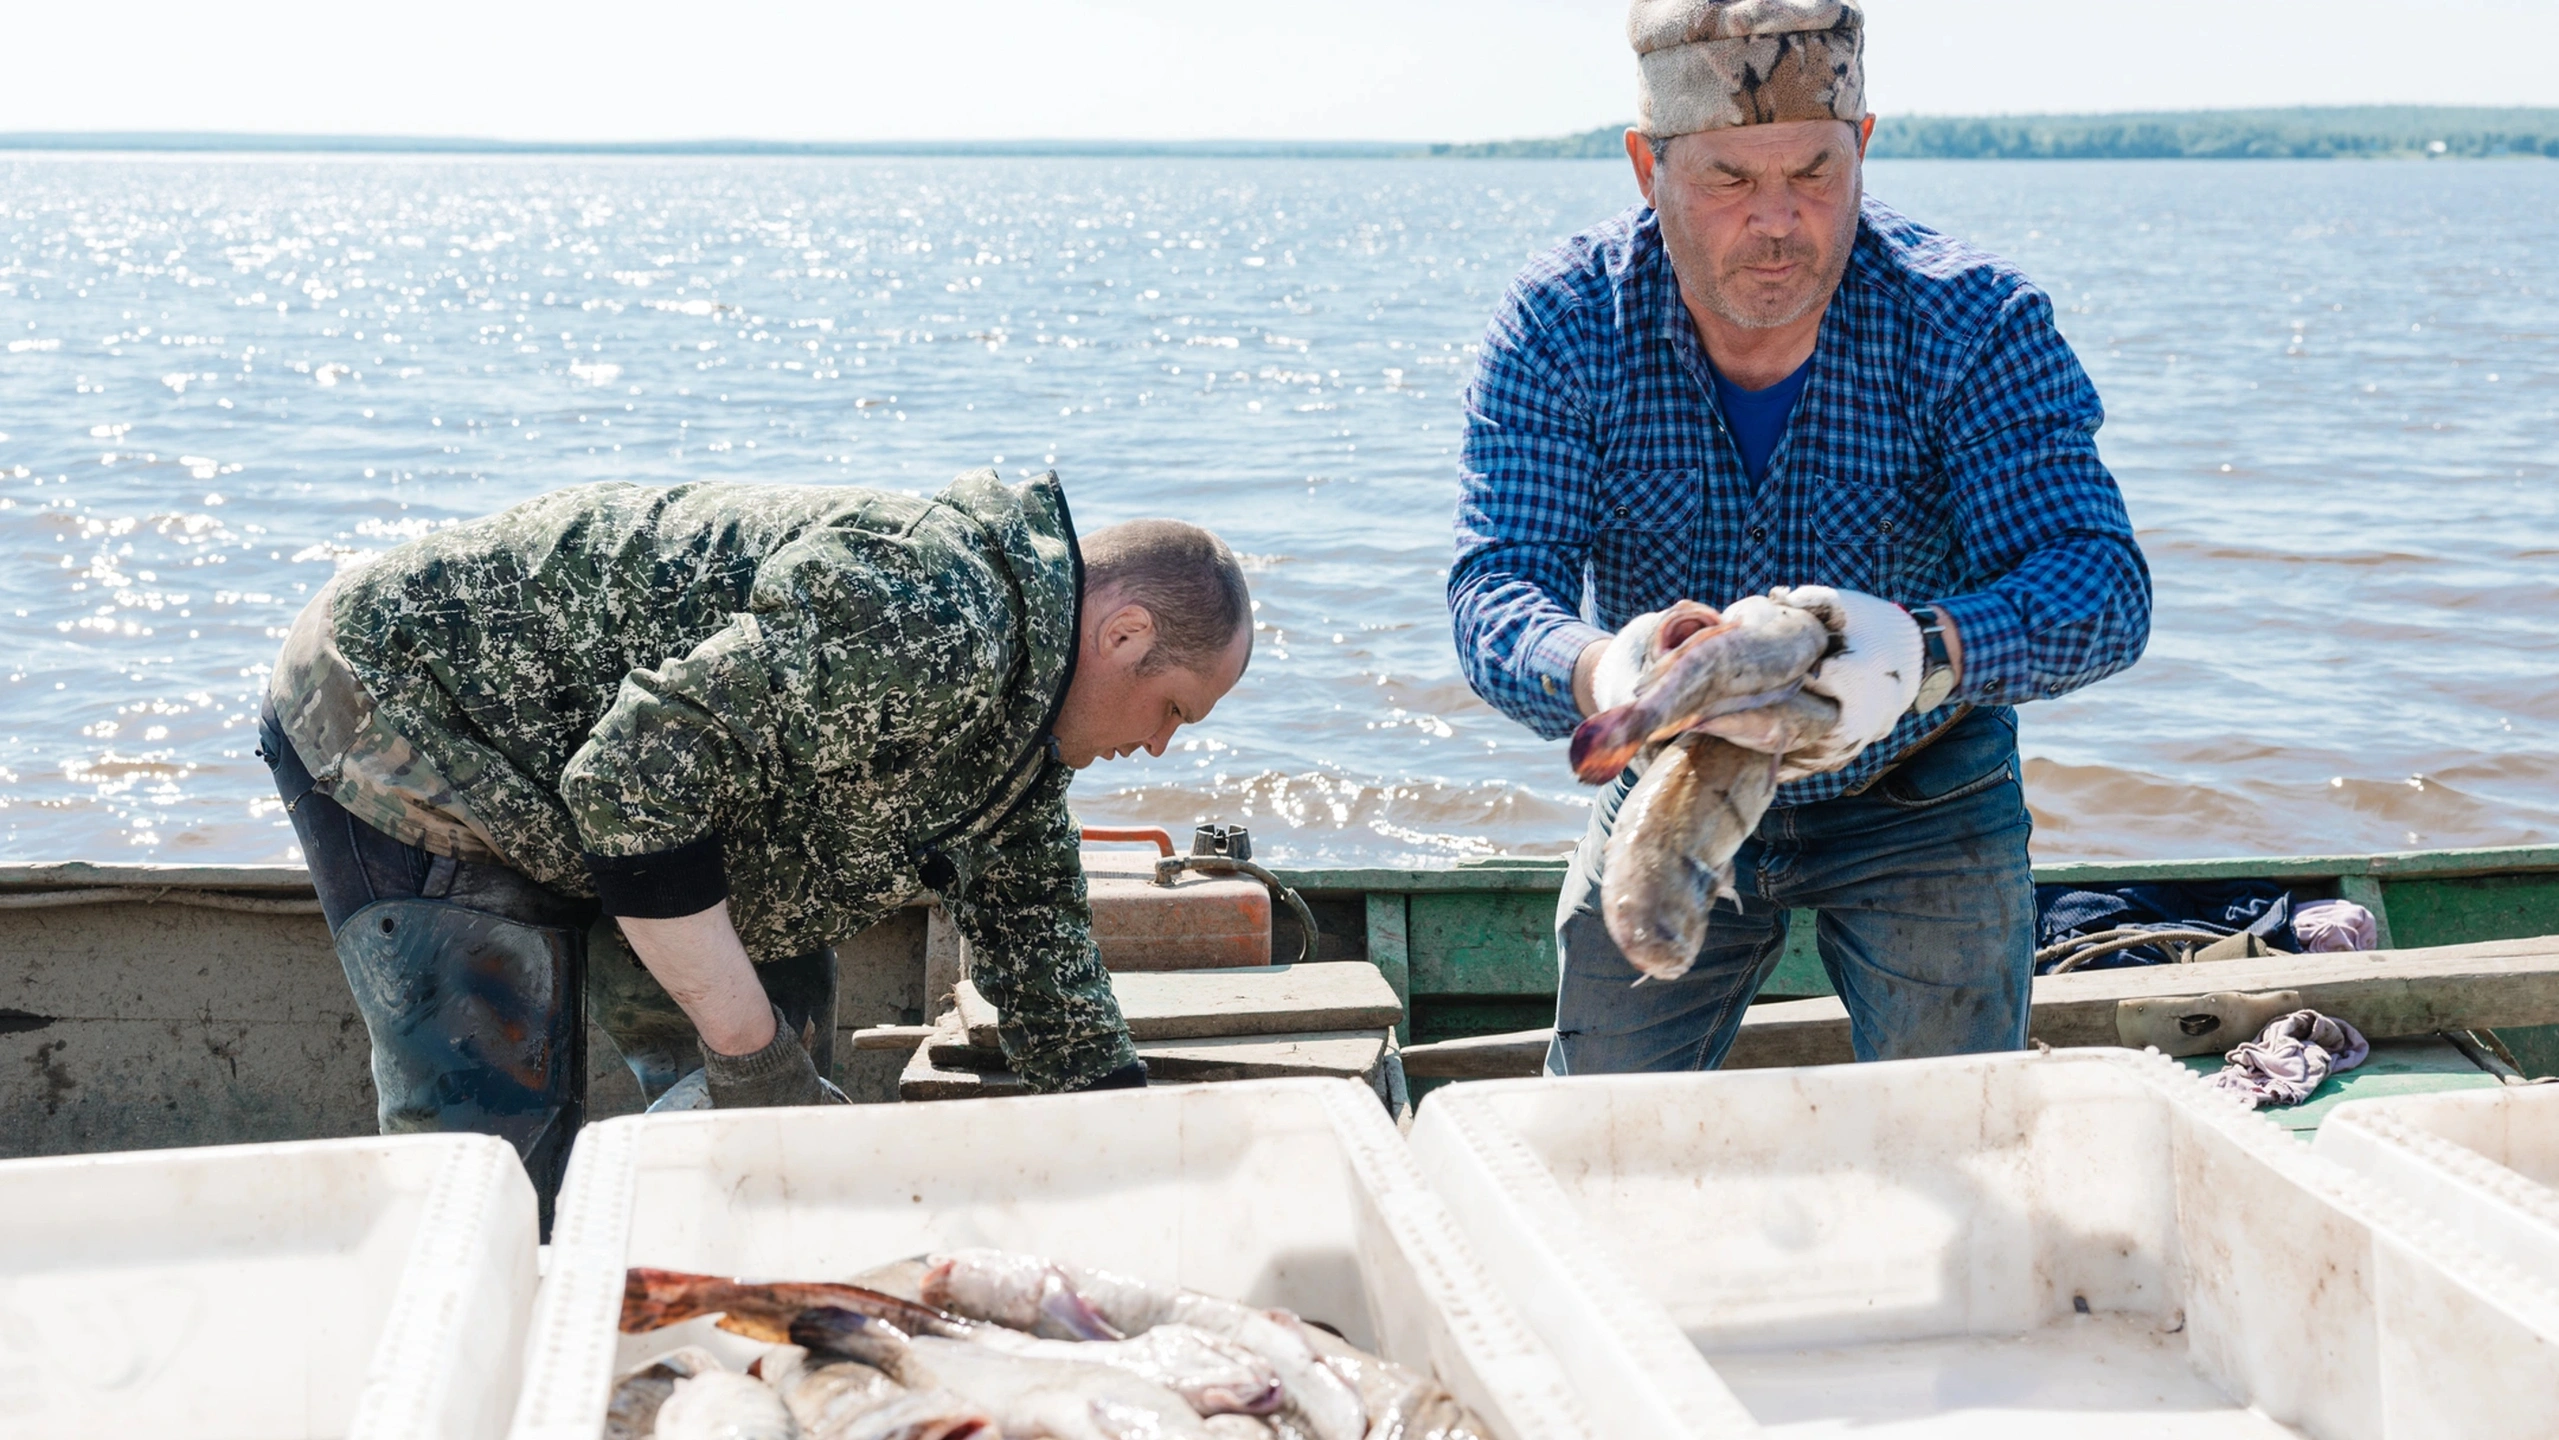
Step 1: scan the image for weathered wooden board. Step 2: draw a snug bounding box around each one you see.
[902,1020,1386,1098]
[1396,936,2559,1078]
[1135,1030,1388,1083]
[956,962,1401,1046]
[1399,1028,1550,1080]
[900,1018,1030,1101]
[1726,936,2559,1070]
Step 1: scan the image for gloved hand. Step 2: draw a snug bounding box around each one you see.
[1764,585,1922,778]
[700,1005,851,1108]
[1082,1060,1150,1091]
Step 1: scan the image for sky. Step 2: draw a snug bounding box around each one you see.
[5,0,2557,145]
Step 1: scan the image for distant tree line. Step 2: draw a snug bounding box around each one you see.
[1427,107,2559,161]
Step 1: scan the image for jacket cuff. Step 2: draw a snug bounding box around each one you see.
[585,833,729,919]
[1520,618,1611,739]
[1928,591,2027,709]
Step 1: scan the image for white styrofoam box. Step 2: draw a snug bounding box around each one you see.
[0,1132,538,1440]
[509,1078,1592,1440]
[2318,1084,2559,1295]
[1407,1049,2559,1439]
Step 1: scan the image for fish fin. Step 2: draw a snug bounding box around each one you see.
[1568,707,1649,783]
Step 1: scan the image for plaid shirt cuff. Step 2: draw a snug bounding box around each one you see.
[1932,592,2026,708]
[1517,618,1611,737]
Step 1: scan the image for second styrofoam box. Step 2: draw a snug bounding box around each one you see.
[509,1077,1590,1440]
[0,1132,538,1440]
[2318,1083,2559,1296]
[1409,1049,2559,1439]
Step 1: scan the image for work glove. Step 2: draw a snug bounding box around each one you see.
[1082,1060,1150,1091]
[1764,585,1922,779]
[700,1005,851,1109]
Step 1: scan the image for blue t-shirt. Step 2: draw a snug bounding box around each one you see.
[1710,353,1814,483]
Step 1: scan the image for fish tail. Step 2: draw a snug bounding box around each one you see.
[1569,704,1653,783]
[622,1267,732,1333]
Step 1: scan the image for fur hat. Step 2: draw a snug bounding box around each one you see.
[1629,0,1865,138]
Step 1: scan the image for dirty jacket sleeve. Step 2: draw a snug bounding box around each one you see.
[948,762,1141,1093]
[558,526,1003,918]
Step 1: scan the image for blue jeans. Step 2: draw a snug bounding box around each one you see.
[1548,707,2034,1075]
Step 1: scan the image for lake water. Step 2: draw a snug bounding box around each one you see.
[2,155,2553,868]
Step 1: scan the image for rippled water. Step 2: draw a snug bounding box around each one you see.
[2,155,2553,868]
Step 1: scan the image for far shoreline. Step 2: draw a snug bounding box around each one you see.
[7,106,2558,163]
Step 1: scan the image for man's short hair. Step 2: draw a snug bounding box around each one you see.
[1081,519,1252,677]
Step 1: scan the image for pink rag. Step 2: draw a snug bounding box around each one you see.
[2210,1010,2371,1108]
[2293,899,2379,953]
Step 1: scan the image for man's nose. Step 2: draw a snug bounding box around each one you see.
[1746,179,1798,235]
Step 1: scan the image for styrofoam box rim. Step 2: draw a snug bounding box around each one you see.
[2317,1088,2559,1284]
[1407,1048,2559,1439]
[0,1131,539,1440]
[508,1077,1595,1440]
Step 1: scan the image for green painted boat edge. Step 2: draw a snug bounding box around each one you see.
[12,844,2559,1075]
[1269,841,2559,893]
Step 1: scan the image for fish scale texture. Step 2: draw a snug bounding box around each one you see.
[275,468,1136,1091]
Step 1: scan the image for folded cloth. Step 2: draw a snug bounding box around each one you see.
[2035,881,2296,973]
[2210,1010,2371,1109]
[2291,899,2379,953]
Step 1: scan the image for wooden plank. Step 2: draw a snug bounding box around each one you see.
[899,1019,1028,1101]
[1724,936,2559,1070]
[851,1024,936,1053]
[1137,1030,1388,1083]
[1366,893,1412,1045]
[956,962,1401,1047]
[0,862,319,894]
[1400,1029,1549,1080]
[1407,891,1558,998]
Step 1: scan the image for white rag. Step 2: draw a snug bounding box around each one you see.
[2210,1009,2371,1108]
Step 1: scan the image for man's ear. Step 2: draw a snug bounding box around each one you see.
[1856,114,1875,159]
[1625,128,1658,206]
[1099,601,1158,661]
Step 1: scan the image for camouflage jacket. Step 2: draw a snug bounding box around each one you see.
[268,470,1137,1091]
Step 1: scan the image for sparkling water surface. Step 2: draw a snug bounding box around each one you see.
[2,155,2554,868]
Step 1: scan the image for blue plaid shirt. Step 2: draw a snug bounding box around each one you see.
[1452,198,2150,805]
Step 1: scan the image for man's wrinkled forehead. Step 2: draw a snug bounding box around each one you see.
[1671,116,1862,179]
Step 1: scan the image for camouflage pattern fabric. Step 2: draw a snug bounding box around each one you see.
[269,469,1138,1091]
[1629,0,1864,137]
[271,572,510,861]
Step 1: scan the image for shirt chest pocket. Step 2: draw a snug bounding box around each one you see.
[1590,468,1704,625]
[1811,476,1951,603]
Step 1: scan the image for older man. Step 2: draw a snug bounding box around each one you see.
[1451,0,2150,1074]
[261,468,1250,1202]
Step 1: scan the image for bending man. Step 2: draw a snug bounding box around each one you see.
[262,468,1250,1200]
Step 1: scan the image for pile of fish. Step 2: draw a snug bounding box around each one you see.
[1567,596,1838,981]
[611,1248,1491,1440]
